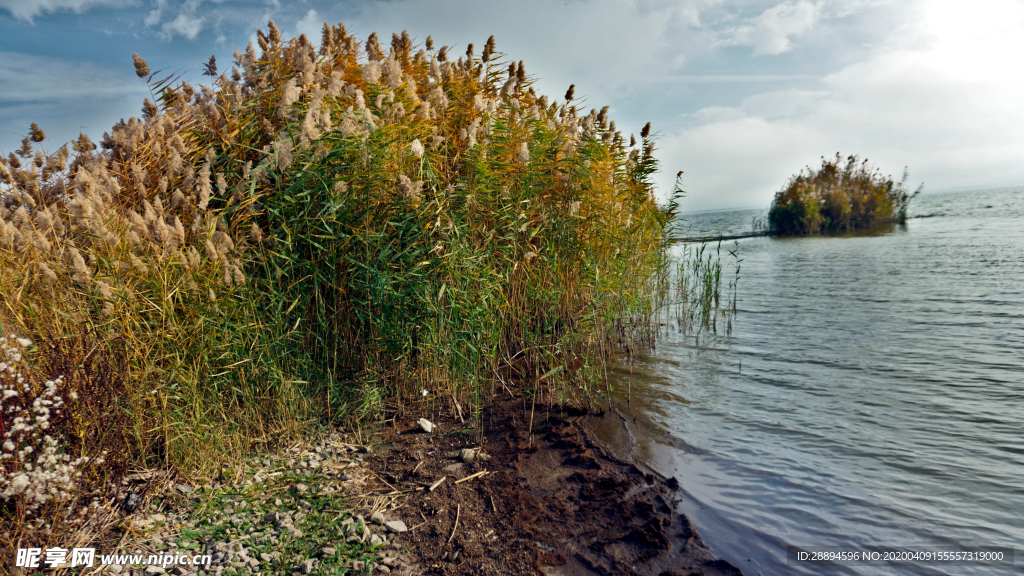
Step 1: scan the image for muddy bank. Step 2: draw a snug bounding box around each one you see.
[367,395,743,576]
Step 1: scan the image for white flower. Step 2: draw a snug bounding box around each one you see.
[518,142,530,163]
[410,139,424,158]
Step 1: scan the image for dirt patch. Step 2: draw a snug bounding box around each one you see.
[366,395,744,576]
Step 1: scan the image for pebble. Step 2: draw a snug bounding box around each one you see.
[370,511,385,525]
[175,483,194,494]
[259,553,273,563]
[352,561,365,570]
[376,565,391,574]
[319,546,336,557]
[108,566,124,574]
[385,520,407,533]
[370,534,384,546]
[144,567,166,575]
[298,559,317,574]
[291,483,308,494]
[417,418,434,433]
[459,448,477,463]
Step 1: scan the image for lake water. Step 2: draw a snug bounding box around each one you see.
[588,187,1024,575]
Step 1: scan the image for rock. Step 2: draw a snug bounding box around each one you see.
[298,499,311,510]
[259,553,273,563]
[458,448,477,463]
[263,512,282,524]
[144,567,166,575]
[340,473,353,481]
[297,559,317,574]
[341,518,355,528]
[176,483,194,494]
[385,520,408,533]
[108,566,124,574]
[319,546,336,557]
[352,561,365,571]
[346,535,361,544]
[417,418,434,433]
[370,534,384,546]
[274,498,283,506]
[376,565,391,574]
[370,511,385,525]
[171,566,188,575]
[290,483,308,494]
[290,528,304,538]
[246,558,259,569]
[123,492,142,513]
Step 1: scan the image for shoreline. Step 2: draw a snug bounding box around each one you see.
[366,394,744,575]
[76,393,743,576]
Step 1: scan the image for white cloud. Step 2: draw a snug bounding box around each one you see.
[724,0,822,55]
[0,51,143,102]
[295,8,320,37]
[663,0,1024,210]
[0,52,148,154]
[144,0,166,26]
[143,0,207,40]
[0,0,125,21]
[162,12,205,39]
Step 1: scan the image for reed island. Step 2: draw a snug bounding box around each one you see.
[768,153,922,236]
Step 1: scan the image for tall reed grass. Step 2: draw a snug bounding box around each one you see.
[768,153,922,235]
[0,21,684,527]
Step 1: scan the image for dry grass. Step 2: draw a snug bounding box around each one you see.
[0,22,688,550]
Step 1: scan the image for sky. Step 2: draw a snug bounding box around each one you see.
[2,0,1023,211]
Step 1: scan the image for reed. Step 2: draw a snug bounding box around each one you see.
[0,21,681,543]
[768,153,922,236]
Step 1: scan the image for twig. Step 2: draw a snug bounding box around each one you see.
[428,476,447,492]
[454,470,488,484]
[447,504,460,544]
[490,495,496,513]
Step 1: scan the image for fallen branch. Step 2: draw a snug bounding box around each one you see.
[448,504,460,544]
[454,469,488,485]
